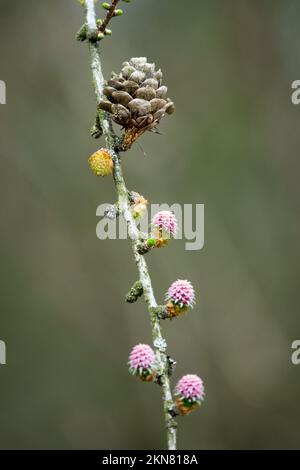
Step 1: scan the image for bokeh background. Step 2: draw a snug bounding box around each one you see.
[0,0,300,449]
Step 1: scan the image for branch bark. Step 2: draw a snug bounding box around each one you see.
[83,0,177,451]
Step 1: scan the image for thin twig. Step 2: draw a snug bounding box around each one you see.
[99,0,121,33]
[83,0,177,450]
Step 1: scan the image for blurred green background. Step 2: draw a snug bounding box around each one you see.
[0,0,300,449]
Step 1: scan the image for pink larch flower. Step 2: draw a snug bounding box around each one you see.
[166,279,195,308]
[152,211,177,236]
[128,344,156,382]
[175,374,204,402]
[175,374,205,415]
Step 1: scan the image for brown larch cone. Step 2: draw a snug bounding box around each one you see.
[98,57,175,151]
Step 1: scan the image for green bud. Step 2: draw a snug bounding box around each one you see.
[114,9,123,16]
[102,2,111,9]
[146,238,156,248]
[97,32,105,40]
[96,19,103,26]
[104,28,112,35]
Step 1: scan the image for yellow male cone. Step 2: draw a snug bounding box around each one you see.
[88,148,113,177]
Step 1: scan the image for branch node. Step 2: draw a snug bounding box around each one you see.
[168,406,179,419]
[87,29,99,43]
[151,305,170,320]
[90,114,103,139]
[104,204,119,219]
[167,355,177,377]
[155,374,164,386]
[136,238,157,255]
